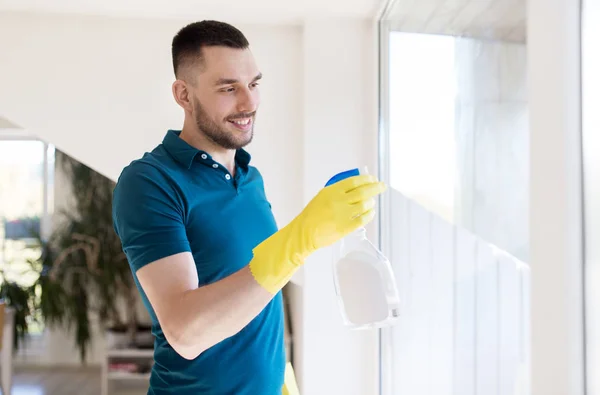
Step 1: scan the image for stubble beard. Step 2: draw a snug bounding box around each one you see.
[193,99,254,150]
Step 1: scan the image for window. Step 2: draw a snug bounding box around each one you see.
[378,4,530,395]
[0,136,55,334]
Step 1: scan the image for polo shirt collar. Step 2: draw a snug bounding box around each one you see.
[162,129,251,170]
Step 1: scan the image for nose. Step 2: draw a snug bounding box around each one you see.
[237,87,259,113]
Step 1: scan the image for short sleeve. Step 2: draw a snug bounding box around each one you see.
[112,163,191,272]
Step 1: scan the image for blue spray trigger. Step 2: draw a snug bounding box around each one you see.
[325,168,361,187]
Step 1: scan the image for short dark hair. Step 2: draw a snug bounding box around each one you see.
[171,20,250,78]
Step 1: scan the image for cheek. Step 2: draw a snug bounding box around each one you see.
[212,95,238,120]
[194,97,224,122]
[253,90,261,106]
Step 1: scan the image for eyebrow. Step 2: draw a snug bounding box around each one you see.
[215,72,262,86]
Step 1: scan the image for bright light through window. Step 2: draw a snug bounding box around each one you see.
[0,141,46,220]
[0,139,54,288]
[389,32,457,222]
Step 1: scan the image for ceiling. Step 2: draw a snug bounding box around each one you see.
[384,0,527,43]
[0,0,526,39]
[0,0,387,24]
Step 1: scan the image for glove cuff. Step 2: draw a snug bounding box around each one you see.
[249,224,305,294]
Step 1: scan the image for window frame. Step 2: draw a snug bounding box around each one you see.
[376,8,394,395]
[582,0,599,392]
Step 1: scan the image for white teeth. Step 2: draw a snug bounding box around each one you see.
[232,118,250,125]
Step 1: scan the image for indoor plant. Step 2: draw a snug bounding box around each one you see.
[36,150,141,362]
[0,151,142,362]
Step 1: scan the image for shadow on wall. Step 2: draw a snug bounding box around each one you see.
[0,117,22,130]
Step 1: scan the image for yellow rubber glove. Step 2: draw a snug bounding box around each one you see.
[282,362,300,395]
[249,174,386,294]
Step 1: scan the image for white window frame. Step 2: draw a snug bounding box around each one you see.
[376,6,394,395]
[527,0,586,394]
[582,0,599,393]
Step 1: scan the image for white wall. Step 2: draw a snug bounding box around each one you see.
[0,11,380,395]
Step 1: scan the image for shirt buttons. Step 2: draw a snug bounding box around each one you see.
[225,174,231,180]
[212,163,218,169]
[201,154,208,160]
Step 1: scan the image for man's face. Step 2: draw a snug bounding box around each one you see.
[189,46,261,150]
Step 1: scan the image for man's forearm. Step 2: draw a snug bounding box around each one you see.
[169,265,277,360]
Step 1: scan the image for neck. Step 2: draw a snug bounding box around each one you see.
[179,120,236,175]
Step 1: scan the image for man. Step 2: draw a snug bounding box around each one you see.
[112,20,385,395]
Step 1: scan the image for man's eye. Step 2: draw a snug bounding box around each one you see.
[250,82,260,88]
[221,87,235,93]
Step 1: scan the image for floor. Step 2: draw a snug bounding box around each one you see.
[2,368,146,395]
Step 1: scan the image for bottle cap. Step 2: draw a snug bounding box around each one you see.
[324,166,369,187]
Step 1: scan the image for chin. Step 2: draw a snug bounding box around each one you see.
[238,136,253,148]
[242,131,255,145]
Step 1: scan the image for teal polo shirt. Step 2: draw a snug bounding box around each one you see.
[112,130,286,395]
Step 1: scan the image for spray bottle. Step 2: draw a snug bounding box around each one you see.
[325,167,401,329]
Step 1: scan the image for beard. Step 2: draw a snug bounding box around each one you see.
[193,98,254,150]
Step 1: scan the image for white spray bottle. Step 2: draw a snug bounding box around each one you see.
[325,167,401,329]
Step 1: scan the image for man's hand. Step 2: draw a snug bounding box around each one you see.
[293,174,386,252]
[249,174,386,294]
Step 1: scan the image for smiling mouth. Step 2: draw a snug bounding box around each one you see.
[228,117,253,131]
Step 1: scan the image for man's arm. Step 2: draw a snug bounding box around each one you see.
[136,252,273,360]
[113,164,284,360]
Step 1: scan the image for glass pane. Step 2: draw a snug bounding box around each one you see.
[0,140,45,286]
[388,32,457,223]
[387,31,529,262]
[0,139,53,334]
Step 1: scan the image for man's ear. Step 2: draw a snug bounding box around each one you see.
[172,79,193,113]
